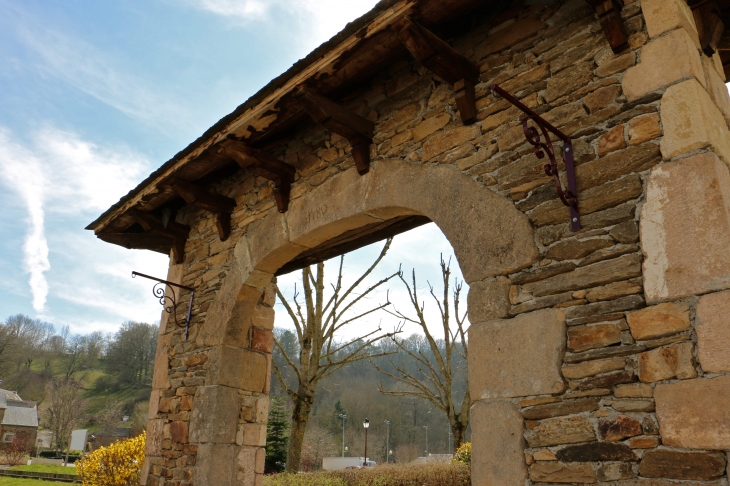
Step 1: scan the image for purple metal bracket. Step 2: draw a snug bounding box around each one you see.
[132,271,195,339]
[490,84,581,232]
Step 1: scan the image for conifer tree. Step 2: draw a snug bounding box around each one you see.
[265,396,289,473]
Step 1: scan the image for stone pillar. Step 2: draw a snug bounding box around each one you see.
[635,0,730,478]
[468,308,566,485]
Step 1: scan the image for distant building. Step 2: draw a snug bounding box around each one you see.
[0,389,39,448]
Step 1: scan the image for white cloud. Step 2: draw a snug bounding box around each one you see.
[185,0,380,50]
[3,4,191,130]
[0,127,154,316]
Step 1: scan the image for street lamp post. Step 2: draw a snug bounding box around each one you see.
[339,414,347,457]
[363,418,370,466]
[423,426,429,457]
[384,420,391,464]
[448,427,452,454]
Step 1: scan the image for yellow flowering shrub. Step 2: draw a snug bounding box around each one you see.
[452,442,471,465]
[76,432,145,486]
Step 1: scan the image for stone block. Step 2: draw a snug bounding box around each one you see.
[169,421,189,443]
[546,238,613,261]
[286,169,380,249]
[194,444,238,485]
[567,323,622,352]
[629,114,661,146]
[189,386,240,444]
[525,416,596,448]
[641,0,700,45]
[475,16,545,59]
[241,424,266,447]
[522,398,600,420]
[641,153,730,302]
[364,159,538,282]
[247,212,305,274]
[522,254,642,297]
[660,80,730,163]
[561,357,626,380]
[148,390,161,420]
[696,290,730,372]
[595,52,636,78]
[626,302,690,340]
[555,442,638,462]
[250,328,273,354]
[470,401,527,485]
[586,280,642,303]
[469,309,565,399]
[614,383,653,398]
[412,114,450,143]
[638,342,697,382]
[598,125,626,156]
[529,463,596,483]
[421,125,480,161]
[146,419,164,455]
[467,277,510,323]
[596,462,635,481]
[655,376,730,450]
[545,62,594,103]
[622,30,705,101]
[639,449,726,481]
[703,55,730,126]
[151,333,171,390]
[598,415,643,441]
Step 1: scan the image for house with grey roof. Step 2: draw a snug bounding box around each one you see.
[0,389,38,449]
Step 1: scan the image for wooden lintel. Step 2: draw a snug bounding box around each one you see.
[128,209,190,263]
[221,139,295,213]
[688,0,725,56]
[393,17,479,124]
[585,0,628,53]
[295,87,374,175]
[169,179,236,241]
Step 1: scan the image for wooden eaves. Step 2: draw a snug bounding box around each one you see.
[88,0,730,263]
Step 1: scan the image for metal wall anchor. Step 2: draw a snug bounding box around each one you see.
[132,271,195,339]
[490,84,581,232]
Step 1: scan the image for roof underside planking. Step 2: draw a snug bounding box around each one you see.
[88,0,730,258]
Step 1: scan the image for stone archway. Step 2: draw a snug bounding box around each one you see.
[177,158,538,485]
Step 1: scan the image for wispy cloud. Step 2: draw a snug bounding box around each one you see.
[0,127,154,315]
[2,3,191,130]
[184,0,381,50]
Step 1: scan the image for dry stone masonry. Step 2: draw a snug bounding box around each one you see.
[87,0,730,484]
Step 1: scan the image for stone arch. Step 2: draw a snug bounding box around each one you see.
[185,159,539,485]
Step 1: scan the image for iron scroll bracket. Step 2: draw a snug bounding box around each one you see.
[132,271,195,339]
[490,84,581,232]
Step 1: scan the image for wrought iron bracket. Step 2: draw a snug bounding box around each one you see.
[490,84,581,232]
[132,271,195,339]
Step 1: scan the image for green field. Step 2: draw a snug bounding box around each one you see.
[10,465,78,475]
[0,478,72,485]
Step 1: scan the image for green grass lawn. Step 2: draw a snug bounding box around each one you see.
[10,465,78,475]
[0,478,72,485]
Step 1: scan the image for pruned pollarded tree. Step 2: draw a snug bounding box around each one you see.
[273,238,401,473]
[373,257,470,451]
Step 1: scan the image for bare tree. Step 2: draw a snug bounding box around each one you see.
[45,379,87,452]
[373,257,470,451]
[273,238,401,472]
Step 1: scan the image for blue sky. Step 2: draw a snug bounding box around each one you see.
[0,0,465,337]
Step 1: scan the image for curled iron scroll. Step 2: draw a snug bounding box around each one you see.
[151,282,188,330]
[521,117,578,209]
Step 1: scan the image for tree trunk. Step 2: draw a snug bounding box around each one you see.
[285,389,315,473]
[450,419,466,451]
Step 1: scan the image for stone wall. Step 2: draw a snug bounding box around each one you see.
[140,0,730,484]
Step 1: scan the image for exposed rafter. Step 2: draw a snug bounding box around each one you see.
[392,17,479,124]
[295,87,374,175]
[220,139,296,213]
[129,209,190,264]
[585,0,628,53]
[97,233,173,255]
[689,0,726,56]
[168,178,236,241]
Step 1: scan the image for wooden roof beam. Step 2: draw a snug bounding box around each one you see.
[393,17,479,124]
[295,87,374,175]
[585,0,628,53]
[688,0,725,56]
[96,233,174,255]
[129,209,190,264]
[221,139,295,213]
[169,179,236,241]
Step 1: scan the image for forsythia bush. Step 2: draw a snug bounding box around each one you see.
[452,442,471,465]
[76,432,145,486]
